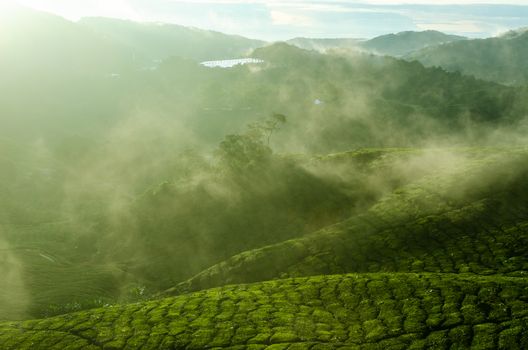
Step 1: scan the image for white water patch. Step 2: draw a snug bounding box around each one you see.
[201,58,264,68]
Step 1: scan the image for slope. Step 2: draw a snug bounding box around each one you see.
[0,273,527,349]
[1,148,527,348]
[407,30,528,85]
[0,6,137,77]
[285,31,465,57]
[166,148,528,295]
[360,30,466,57]
[79,17,266,63]
[0,222,138,321]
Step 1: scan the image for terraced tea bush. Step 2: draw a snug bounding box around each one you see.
[1,273,527,349]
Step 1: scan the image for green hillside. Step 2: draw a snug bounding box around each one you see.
[3,9,528,153]
[285,31,466,57]
[2,6,528,349]
[79,17,266,63]
[0,6,264,144]
[1,273,527,349]
[361,30,466,57]
[1,148,527,347]
[407,30,528,85]
[165,148,528,295]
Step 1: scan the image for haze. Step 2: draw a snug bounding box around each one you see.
[1,1,528,349]
[3,0,528,39]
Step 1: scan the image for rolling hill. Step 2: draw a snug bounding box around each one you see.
[407,29,528,85]
[2,29,528,320]
[1,148,528,348]
[165,148,528,295]
[0,6,265,73]
[360,30,466,57]
[1,273,527,349]
[79,17,266,63]
[2,7,527,152]
[286,31,466,57]
[2,8,528,349]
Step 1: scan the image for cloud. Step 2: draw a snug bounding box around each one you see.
[13,0,144,21]
[269,9,315,27]
[7,0,528,39]
[362,0,528,4]
[207,10,239,31]
[163,0,528,4]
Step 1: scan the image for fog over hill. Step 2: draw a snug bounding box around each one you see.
[78,17,266,63]
[362,30,467,57]
[407,28,528,85]
[1,5,528,349]
[284,31,466,57]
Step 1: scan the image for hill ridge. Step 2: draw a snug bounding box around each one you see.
[1,272,527,349]
[163,150,528,295]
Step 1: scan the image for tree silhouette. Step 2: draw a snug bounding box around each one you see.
[248,113,287,146]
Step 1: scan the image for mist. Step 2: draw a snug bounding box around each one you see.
[0,234,30,320]
[1,6,528,350]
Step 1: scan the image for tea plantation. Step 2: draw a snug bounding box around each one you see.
[1,148,527,349]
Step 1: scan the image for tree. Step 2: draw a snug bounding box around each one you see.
[216,133,271,173]
[215,113,286,173]
[264,113,287,146]
[247,113,287,146]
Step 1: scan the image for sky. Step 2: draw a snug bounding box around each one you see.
[5,0,528,40]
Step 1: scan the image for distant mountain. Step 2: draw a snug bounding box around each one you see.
[79,17,267,63]
[0,6,268,141]
[500,27,528,40]
[0,6,137,76]
[285,31,466,57]
[0,7,266,75]
[361,30,466,57]
[286,37,363,52]
[408,29,528,85]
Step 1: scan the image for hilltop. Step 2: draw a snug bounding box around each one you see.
[285,31,466,57]
[79,17,266,63]
[408,30,528,85]
[361,30,466,57]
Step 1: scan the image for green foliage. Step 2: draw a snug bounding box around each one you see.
[2,9,528,347]
[128,125,354,288]
[1,273,527,349]
[216,114,286,171]
[168,149,528,294]
[216,133,272,173]
[408,31,528,85]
